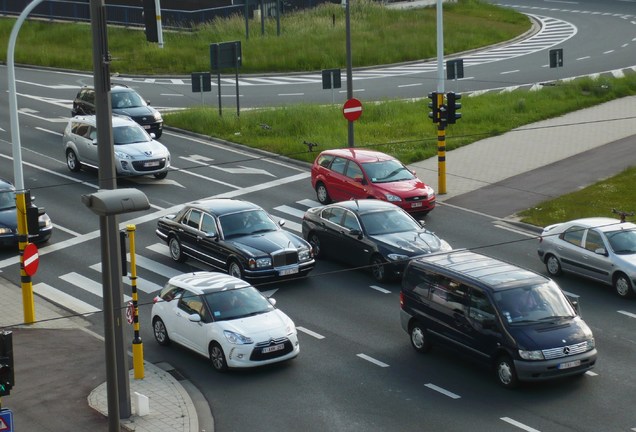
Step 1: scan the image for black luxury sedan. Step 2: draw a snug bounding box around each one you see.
[156,198,314,282]
[0,178,53,247]
[301,199,451,282]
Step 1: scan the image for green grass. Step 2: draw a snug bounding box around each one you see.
[0,0,529,74]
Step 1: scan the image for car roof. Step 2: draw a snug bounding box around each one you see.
[69,114,138,127]
[413,250,548,291]
[319,148,396,163]
[167,271,251,294]
[562,217,636,232]
[186,198,261,215]
[326,199,400,213]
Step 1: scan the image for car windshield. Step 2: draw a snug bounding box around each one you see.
[112,91,146,109]
[113,125,151,145]
[0,190,16,210]
[605,229,636,254]
[204,286,274,321]
[361,159,415,183]
[494,281,576,325]
[219,209,278,238]
[360,209,421,235]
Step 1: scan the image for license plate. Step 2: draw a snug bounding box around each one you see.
[279,267,299,276]
[262,343,284,354]
[557,359,581,370]
[143,125,151,129]
[144,161,160,167]
[411,202,423,208]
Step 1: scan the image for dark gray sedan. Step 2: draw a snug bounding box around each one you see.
[156,198,314,283]
[301,199,451,282]
[537,217,636,298]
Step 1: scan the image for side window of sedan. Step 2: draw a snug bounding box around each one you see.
[345,161,364,181]
[562,225,585,247]
[322,207,345,225]
[200,213,217,236]
[178,290,205,318]
[584,229,604,252]
[183,209,202,230]
[342,210,361,231]
[330,157,347,175]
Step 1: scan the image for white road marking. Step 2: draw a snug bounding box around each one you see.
[370,285,391,294]
[424,383,461,399]
[34,283,100,315]
[297,326,325,339]
[60,272,132,302]
[618,310,636,319]
[357,353,389,367]
[500,417,541,432]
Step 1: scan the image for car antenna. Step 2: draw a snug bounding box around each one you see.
[611,208,635,223]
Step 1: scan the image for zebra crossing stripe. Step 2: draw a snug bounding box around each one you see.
[34,283,100,315]
[88,262,160,294]
[61,272,132,302]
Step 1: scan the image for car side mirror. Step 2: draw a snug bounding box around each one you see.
[268,298,277,306]
[594,247,608,256]
[150,132,156,139]
[278,219,286,228]
[349,228,363,239]
[92,138,98,145]
[188,313,202,323]
[206,232,218,240]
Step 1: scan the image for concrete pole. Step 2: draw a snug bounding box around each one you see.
[89,0,131,424]
[154,0,164,48]
[345,0,354,147]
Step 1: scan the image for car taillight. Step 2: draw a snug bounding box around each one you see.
[399,291,404,308]
[153,296,160,304]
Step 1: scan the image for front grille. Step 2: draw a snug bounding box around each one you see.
[542,341,589,360]
[250,337,293,361]
[132,158,166,172]
[405,195,428,202]
[272,250,299,267]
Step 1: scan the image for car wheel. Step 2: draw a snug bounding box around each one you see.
[409,322,431,353]
[316,182,331,204]
[370,255,387,282]
[495,355,519,389]
[152,317,170,346]
[308,232,322,259]
[154,171,168,179]
[545,254,562,276]
[228,260,244,279]
[614,273,634,298]
[209,342,228,372]
[168,236,187,263]
[66,149,81,172]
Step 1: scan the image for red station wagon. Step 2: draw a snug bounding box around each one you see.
[310,149,436,215]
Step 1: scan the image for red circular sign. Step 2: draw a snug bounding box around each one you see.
[23,243,39,276]
[343,98,363,122]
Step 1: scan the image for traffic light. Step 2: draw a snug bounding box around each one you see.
[0,331,13,397]
[446,92,462,124]
[142,0,159,42]
[428,92,440,123]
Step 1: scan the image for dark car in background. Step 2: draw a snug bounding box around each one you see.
[156,198,314,282]
[0,179,52,247]
[310,148,436,215]
[301,199,450,282]
[72,84,163,138]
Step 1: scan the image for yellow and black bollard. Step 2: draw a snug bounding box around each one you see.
[127,224,144,379]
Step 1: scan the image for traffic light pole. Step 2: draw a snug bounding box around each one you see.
[435,0,446,194]
[345,0,354,147]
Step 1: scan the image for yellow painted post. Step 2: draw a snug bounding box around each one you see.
[437,92,447,195]
[16,191,35,323]
[127,224,144,379]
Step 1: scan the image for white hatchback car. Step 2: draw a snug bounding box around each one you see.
[151,272,300,371]
[63,114,170,179]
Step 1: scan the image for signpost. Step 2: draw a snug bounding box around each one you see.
[23,242,39,277]
[0,409,13,432]
[343,98,362,122]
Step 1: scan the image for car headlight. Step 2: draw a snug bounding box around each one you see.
[255,257,272,268]
[114,151,132,160]
[0,227,12,235]
[39,216,52,228]
[224,330,253,345]
[298,247,312,261]
[518,349,544,360]
[587,338,595,351]
[154,111,163,121]
[387,253,409,262]
[385,193,402,202]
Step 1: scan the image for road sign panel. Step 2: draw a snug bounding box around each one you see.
[23,243,39,277]
[0,408,13,432]
[343,98,363,122]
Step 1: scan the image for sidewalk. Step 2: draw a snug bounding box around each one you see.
[409,95,636,218]
[0,276,212,432]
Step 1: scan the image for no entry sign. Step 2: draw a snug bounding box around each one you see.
[343,98,363,122]
[23,243,39,276]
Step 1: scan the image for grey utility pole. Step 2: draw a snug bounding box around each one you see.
[89,0,131,427]
[345,0,354,147]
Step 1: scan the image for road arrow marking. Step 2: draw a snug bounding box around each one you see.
[184,154,275,177]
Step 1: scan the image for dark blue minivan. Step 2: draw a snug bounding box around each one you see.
[400,250,597,388]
